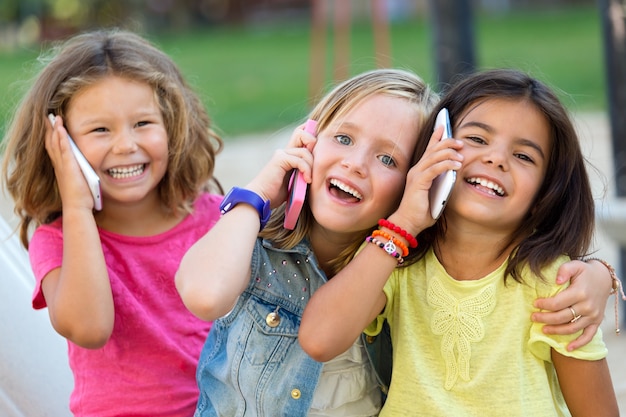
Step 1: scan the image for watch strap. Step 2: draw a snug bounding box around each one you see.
[220,187,271,230]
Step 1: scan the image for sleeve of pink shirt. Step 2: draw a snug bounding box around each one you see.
[29,220,64,309]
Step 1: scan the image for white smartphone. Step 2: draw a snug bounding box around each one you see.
[48,114,102,211]
[428,108,456,220]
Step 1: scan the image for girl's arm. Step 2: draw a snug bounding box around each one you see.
[42,116,113,349]
[533,259,613,351]
[300,128,464,361]
[41,212,113,349]
[176,124,316,321]
[175,196,264,321]
[300,241,397,361]
[552,351,619,416]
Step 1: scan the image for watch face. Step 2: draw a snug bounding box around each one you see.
[219,187,271,230]
[219,188,238,214]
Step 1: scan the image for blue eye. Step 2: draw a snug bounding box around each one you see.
[379,154,396,167]
[334,134,352,146]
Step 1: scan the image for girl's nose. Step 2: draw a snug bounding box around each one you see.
[483,147,508,171]
[341,151,368,177]
[112,131,138,154]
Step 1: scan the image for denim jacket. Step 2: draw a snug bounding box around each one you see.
[194,238,391,417]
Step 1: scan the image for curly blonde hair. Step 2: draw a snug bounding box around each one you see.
[1,29,223,248]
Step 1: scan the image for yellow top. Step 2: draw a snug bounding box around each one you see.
[366,249,607,417]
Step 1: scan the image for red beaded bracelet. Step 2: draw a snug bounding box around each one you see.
[378,219,418,248]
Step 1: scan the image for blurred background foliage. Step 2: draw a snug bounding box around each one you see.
[0,0,605,140]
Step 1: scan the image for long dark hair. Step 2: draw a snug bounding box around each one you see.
[406,68,594,282]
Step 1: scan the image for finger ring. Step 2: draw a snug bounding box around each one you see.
[569,306,582,323]
[569,306,577,320]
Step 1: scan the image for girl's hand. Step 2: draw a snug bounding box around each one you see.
[532,259,612,351]
[389,125,463,235]
[246,122,317,208]
[45,115,96,211]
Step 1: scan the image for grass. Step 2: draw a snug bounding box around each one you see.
[0,5,605,141]
[473,7,604,110]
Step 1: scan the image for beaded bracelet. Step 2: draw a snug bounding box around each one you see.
[372,230,409,257]
[378,219,418,248]
[366,236,404,265]
[584,257,625,335]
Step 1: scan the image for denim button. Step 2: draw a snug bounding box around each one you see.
[291,388,301,399]
[266,312,280,327]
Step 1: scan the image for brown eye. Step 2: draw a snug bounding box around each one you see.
[515,153,534,163]
[467,136,486,145]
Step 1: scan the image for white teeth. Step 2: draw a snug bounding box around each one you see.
[108,164,145,179]
[467,177,505,196]
[330,179,363,200]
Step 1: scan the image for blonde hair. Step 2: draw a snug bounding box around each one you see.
[1,29,223,248]
[260,68,438,275]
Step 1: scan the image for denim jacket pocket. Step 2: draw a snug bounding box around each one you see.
[241,296,300,366]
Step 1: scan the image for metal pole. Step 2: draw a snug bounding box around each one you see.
[428,0,476,92]
[598,0,626,323]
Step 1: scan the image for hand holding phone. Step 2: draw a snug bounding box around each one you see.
[284,119,317,229]
[48,114,103,211]
[428,108,456,220]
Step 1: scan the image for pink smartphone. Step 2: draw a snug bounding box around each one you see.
[428,108,456,220]
[284,119,317,229]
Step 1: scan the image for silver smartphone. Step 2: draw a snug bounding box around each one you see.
[48,114,102,211]
[428,108,456,219]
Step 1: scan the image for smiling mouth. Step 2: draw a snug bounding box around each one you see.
[329,178,363,202]
[108,164,145,179]
[466,177,505,196]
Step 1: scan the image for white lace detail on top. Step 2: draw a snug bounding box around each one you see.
[427,278,497,389]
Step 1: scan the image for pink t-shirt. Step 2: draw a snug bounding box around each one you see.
[29,193,222,417]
